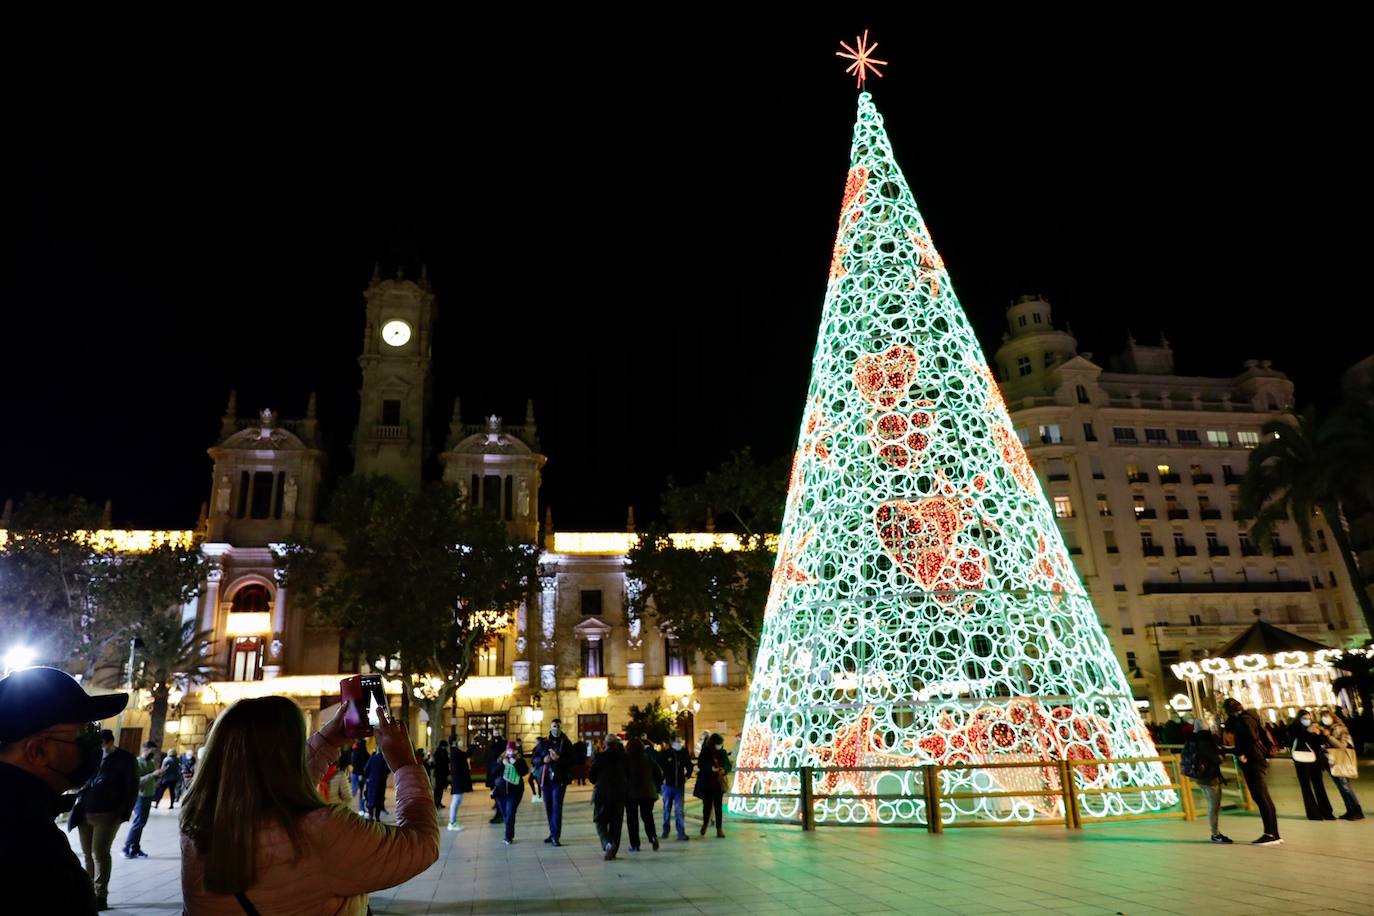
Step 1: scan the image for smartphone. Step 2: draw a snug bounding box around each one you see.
[341,674,385,739]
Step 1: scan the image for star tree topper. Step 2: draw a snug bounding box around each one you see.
[837,30,888,88]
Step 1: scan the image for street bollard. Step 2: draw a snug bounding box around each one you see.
[799,766,815,831]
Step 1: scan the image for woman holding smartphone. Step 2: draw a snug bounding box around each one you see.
[179,697,438,914]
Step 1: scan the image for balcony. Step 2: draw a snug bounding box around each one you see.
[1141,581,1311,595]
[1167,509,1190,520]
[1174,545,1198,557]
[1158,473,1182,484]
[1272,544,1295,556]
[1142,545,1165,557]
[1241,546,1263,557]
[1135,509,1157,519]
[372,424,408,441]
[1048,473,1070,482]
[1200,509,1223,520]
[1208,545,1231,557]
[1127,473,1150,484]
[1223,472,1245,486]
[1191,473,1214,485]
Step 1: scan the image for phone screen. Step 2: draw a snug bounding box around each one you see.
[359,675,384,729]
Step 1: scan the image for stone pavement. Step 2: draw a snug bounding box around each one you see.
[73,766,1374,915]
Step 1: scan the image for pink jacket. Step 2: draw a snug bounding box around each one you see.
[181,731,439,915]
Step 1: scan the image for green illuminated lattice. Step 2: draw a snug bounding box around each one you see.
[729,93,1174,827]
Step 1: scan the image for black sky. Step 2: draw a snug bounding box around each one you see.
[3,15,1369,529]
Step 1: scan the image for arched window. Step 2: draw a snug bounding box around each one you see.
[231,584,272,613]
[1076,384,1090,404]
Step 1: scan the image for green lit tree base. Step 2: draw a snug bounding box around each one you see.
[729,93,1173,827]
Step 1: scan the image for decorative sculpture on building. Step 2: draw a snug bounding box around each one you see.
[282,475,299,518]
[215,474,232,515]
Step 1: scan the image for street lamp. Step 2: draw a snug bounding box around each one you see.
[668,694,700,716]
[3,645,37,675]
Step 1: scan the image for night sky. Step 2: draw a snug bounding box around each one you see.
[4,17,1367,530]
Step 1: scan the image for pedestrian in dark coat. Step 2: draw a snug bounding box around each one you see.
[430,741,450,810]
[363,749,391,821]
[658,735,694,840]
[624,738,663,852]
[1290,709,1335,820]
[447,743,474,831]
[349,739,370,812]
[591,736,629,860]
[1222,697,1281,844]
[491,740,529,844]
[1183,718,1231,843]
[693,732,730,837]
[485,736,506,824]
[532,718,576,845]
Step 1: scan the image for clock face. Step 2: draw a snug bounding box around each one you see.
[381,319,412,347]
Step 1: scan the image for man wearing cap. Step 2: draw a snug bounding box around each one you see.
[0,665,129,913]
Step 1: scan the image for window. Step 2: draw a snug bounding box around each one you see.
[1017,355,1032,376]
[577,713,608,746]
[580,640,603,677]
[1083,422,1096,441]
[1032,312,1042,324]
[1044,352,1055,368]
[250,471,274,519]
[1238,431,1260,449]
[1126,651,1139,671]
[1188,614,1203,626]
[231,637,262,682]
[1038,424,1062,444]
[482,474,501,511]
[1173,532,1188,550]
[1157,464,1172,477]
[1206,531,1221,549]
[1145,428,1168,444]
[472,637,505,677]
[1330,571,1338,587]
[1104,530,1118,553]
[1113,427,1137,443]
[1097,494,1111,516]
[665,638,687,677]
[1207,430,1231,448]
[1133,495,1147,517]
[1177,429,1200,445]
[1239,531,1254,554]
[1054,496,1074,518]
[1018,314,1027,327]
[1198,493,1211,512]
[1317,530,1328,552]
[381,399,401,426]
[1140,531,1155,550]
[1076,384,1090,404]
[1016,428,1031,446]
[231,584,271,613]
[580,590,603,616]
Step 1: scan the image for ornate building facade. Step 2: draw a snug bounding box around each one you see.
[994,296,1370,717]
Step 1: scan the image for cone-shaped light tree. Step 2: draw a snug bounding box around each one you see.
[729,91,1174,827]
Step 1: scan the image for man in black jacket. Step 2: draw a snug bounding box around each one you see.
[0,666,129,914]
[1222,697,1281,845]
[486,732,506,824]
[590,735,629,860]
[658,734,694,841]
[430,740,450,810]
[532,718,576,846]
[71,729,138,907]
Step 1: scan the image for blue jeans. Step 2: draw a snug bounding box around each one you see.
[1330,774,1364,815]
[661,784,687,838]
[123,796,153,854]
[351,772,363,811]
[542,781,566,841]
[496,793,521,842]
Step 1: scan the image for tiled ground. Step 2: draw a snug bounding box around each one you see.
[79,764,1374,915]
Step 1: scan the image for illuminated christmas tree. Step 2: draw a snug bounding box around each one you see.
[730,71,1174,827]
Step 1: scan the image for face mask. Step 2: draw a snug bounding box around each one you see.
[1321,716,1333,726]
[672,741,683,751]
[45,726,104,790]
[550,726,560,736]
[1300,717,1312,727]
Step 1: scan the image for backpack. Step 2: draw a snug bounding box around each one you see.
[1241,713,1277,759]
[1179,736,1199,778]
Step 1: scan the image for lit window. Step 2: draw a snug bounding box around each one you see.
[1207,430,1231,448]
[1156,464,1171,477]
[1017,355,1032,376]
[1238,431,1260,449]
[1133,495,1147,516]
[1097,495,1111,516]
[1054,496,1074,518]
[1038,424,1061,444]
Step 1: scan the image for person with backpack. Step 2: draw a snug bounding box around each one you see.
[1289,709,1336,820]
[1222,697,1281,845]
[1181,715,1231,843]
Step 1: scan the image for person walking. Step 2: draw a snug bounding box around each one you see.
[430,741,450,810]
[1182,717,1231,843]
[1289,709,1336,820]
[151,749,178,809]
[1222,697,1281,845]
[573,739,590,785]
[364,747,391,821]
[624,738,663,852]
[658,734,694,841]
[447,740,473,831]
[68,728,140,910]
[179,695,439,914]
[485,735,506,824]
[349,738,370,813]
[693,732,731,838]
[532,718,576,846]
[0,665,130,914]
[591,735,629,860]
[122,741,166,859]
[1315,709,1364,820]
[492,740,529,845]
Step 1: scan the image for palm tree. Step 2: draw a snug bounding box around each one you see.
[135,614,218,747]
[1241,405,1374,637]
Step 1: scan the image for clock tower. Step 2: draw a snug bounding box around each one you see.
[352,264,435,489]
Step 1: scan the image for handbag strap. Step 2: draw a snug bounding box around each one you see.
[235,892,262,916]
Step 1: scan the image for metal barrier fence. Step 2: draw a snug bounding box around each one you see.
[727,752,1254,832]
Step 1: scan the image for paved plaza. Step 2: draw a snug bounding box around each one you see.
[75,766,1374,915]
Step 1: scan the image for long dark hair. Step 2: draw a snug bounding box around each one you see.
[179,696,326,893]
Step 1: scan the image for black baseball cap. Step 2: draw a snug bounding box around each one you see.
[0,667,129,741]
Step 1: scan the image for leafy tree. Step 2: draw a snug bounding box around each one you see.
[623,699,676,745]
[1241,405,1374,635]
[627,449,785,668]
[279,476,537,751]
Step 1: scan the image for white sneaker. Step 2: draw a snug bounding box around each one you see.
[447,823,465,832]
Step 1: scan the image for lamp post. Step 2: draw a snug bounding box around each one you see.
[116,637,145,744]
